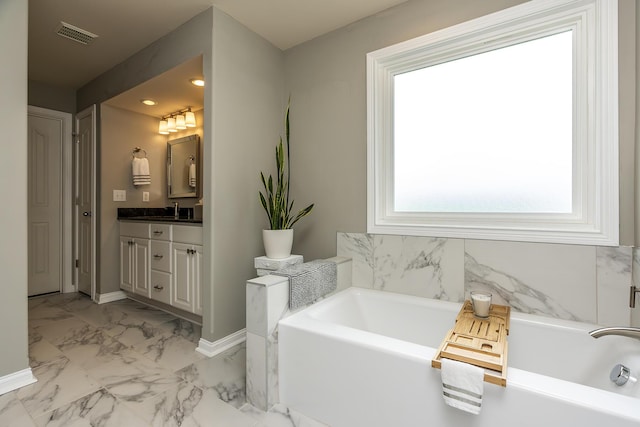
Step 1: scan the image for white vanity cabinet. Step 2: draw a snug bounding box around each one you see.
[119,222,150,297]
[171,225,203,315]
[149,223,172,305]
[119,220,202,316]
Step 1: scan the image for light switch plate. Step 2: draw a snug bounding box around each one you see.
[113,189,126,202]
[142,192,149,202]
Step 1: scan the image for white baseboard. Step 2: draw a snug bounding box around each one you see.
[0,368,37,395]
[196,329,246,357]
[96,291,128,304]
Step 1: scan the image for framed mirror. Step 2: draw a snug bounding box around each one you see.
[167,134,199,198]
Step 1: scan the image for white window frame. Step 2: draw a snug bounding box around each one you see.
[367,0,619,246]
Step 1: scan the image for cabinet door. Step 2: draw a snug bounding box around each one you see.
[192,245,203,315]
[133,238,150,297]
[119,237,134,292]
[172,243,194,312]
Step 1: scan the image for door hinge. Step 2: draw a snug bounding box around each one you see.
[75,259,79,268]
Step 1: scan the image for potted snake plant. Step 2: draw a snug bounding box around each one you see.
[259,102,314,259]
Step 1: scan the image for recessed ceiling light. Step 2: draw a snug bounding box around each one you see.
[140,99,157,106]
[190,79,205,87]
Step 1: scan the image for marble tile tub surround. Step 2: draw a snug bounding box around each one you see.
[337,232,635,326]
[246,257,352,412]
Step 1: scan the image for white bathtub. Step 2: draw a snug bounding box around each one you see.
[278,287,640,427]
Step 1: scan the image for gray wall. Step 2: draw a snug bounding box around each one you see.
[284,0,638,260]
[28,80,76,113]
[77,10,213,111]
[204,8,284,341]
[81,6,285,342]
[79,9,213,296]
[0,0,29,377]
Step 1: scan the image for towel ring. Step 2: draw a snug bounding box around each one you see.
[132,147,147,158]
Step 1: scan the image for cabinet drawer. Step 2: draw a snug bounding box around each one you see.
[150,271,171,305]
[150,240,171,272]
[150,223,172,241]
[173,224,203,245]
[120,222,149,238]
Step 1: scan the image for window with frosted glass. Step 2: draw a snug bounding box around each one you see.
[393,31,573,213]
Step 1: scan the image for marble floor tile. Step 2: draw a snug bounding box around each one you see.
[17,357,101,418]
[0,391,36,427]
[18,293,304,427]
[182,388,258,427]
[85,348,183,402]
[133,333,205,372]
[33,388,148,427]
[51,324,128,370]
[241,403,329,427]
[123,381,255,427]
[176,343,246,408]
[28,304,75,328]
[157,318,203,344]
[28,296,53,311]
[29,337,66,369]
[59,295,101,313]
[66,303,130,330]
[103,317,166,347]
[115,303,179,326]
[31,317,92,342]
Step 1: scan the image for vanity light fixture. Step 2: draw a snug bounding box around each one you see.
[185,108,196,128]
[190,78,205,87]
[158,119,169,135]
[167,117,177,132]
[158,107,197,134]
[175,114,187,130]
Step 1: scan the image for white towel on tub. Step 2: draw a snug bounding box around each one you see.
[441,358,484,415]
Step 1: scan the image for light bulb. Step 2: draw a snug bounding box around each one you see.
[159,120,169,135]
[176,114,186,130]
[185,111,196,128]
[167,117,177,132]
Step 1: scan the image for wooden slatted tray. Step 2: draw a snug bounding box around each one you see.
[432,300,510,386]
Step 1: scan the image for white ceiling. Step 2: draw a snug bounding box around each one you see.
[28,0,408,90]
[102,56,205,118]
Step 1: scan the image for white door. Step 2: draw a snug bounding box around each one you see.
[27,112,62,296]
[75,106,96,297]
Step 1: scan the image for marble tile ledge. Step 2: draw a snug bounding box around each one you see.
[246,257,352,412]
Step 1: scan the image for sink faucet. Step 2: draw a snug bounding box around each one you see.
[173,202,179,219]
[589,327,640,340]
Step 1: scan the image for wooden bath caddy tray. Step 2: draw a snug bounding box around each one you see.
[431,300,510,387]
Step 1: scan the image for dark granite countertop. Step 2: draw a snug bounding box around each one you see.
[117,207,202,224]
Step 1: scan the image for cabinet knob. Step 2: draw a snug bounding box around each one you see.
[153,254,163,259]
[153,285,164,291]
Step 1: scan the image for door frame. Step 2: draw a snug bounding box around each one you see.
[74,105,97,300]
[27,105,74,294]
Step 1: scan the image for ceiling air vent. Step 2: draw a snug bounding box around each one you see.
[55,21,98,45]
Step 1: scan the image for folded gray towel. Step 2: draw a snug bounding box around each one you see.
[272,260,337,310]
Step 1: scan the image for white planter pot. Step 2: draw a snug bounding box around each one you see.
[263,229,294,259]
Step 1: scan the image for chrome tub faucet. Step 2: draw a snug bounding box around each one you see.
[589,327,640,340]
